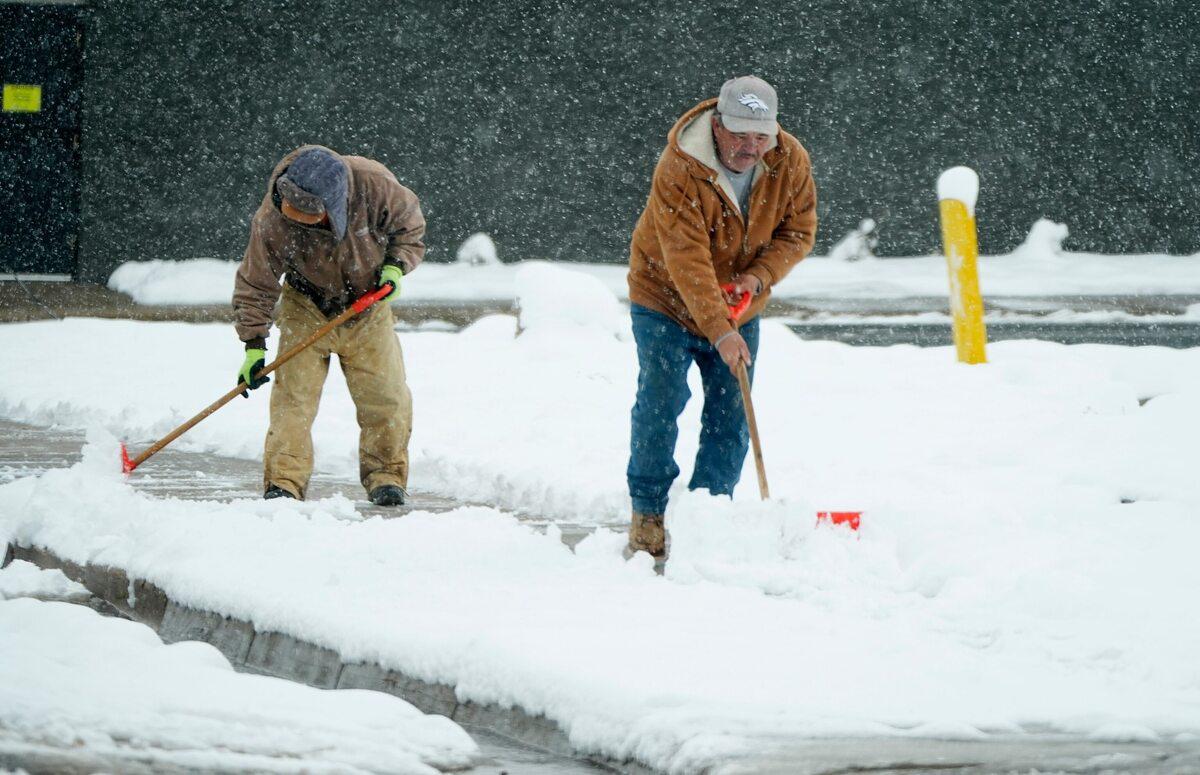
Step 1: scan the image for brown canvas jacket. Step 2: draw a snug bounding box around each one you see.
[233,145,425,344]
[628,99,817,343]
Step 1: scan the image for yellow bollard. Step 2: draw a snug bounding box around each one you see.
[937,167,987,364]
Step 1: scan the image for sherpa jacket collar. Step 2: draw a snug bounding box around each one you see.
[670,99,782,218]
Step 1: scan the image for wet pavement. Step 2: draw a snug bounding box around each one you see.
[0,418,465,513]
[0,418,598,547]
[788,319,1200,347]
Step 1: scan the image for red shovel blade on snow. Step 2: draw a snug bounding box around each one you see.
[817,511,862,532]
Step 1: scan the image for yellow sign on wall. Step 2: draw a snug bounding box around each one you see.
[3,84,43,113]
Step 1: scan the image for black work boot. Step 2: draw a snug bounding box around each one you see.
[264,484,296,500]
[368,484,407,507]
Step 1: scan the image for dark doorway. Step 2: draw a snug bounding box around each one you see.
[0,1,84,279]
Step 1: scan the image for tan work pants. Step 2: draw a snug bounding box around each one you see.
[264,286,412,499]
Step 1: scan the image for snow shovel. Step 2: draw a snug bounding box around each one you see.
[119,283,395,474]
[722,284,863,532]
[722,284,769,500]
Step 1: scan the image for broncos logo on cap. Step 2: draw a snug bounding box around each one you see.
[738,93,771,114]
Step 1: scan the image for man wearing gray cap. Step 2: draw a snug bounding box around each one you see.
[626,75,818,557]
[233,145,425,506]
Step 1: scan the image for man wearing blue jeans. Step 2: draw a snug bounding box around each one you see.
[628,305,761,509]
[625,76,818,557]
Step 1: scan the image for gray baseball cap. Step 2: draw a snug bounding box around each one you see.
[717,75,779,136]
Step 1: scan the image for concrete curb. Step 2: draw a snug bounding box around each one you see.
[6,542,655,775]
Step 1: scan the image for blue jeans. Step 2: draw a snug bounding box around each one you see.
[626,304,759,515]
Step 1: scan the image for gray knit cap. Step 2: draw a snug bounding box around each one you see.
[276,148,349,240]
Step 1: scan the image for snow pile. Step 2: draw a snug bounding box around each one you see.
[79,424,128,477]
[0,597,477,773]
[515,260,629,340]
[455,232,500,265]
[665,491,864,597]
[1009,218,1070,261]
[0,319,271,462]
[826,218,878,262]
[0,560,88,601]
[416,301,631,516]
[108,257,235,305]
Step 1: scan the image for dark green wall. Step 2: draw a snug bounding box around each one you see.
[77,0,1199,282]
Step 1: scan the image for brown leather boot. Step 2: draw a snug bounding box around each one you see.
[628,512,666,558]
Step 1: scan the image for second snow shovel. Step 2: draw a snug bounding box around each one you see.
[119,283,395,474]
[722,284,769,500]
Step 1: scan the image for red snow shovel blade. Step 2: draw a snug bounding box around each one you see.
[120,442,135,474]
[816,511,862,531]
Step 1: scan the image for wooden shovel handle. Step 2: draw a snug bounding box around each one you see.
[124,284,393,472]
[736,360,770,500]
[719,284,770,500]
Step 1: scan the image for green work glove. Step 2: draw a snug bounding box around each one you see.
[379,264,403,301]
[237,347,269,398]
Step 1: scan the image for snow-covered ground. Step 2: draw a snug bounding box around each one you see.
[3,261,1200,772]
[107,219,1200,306]
[0,562,477,773]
